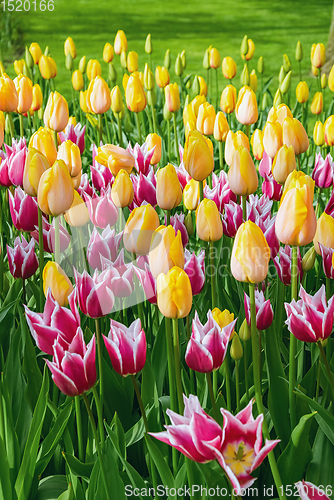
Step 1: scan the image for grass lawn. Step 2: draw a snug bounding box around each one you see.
[3,0,334,101]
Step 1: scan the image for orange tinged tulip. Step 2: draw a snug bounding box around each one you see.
[228,146,258,196]
[64,37,76,59]
[57,140,82,178]
[38,159,74,217]
[114,30,127,55]
[222,57,237,80]
[296,81,309,103]
[263,121,283,159]
[251,129,264,160]
[31,84,43,111]
[225,130,249,167]
[196,102,215,136]
[103,43,114,63]
[29,42,42,65]
[196,198,223,242]
[156,163,182,210]
[43,262,73,306]
[146,133,162,164]
[310,92,323,115]
[324,115,334,146]
[282,117,309,156]
[313,212,334,254]
[29,127,57,166]
[127,51,139,73]
[235,86,258,125]
[210,48,221,69]
[183,130,214,182]
[311,43,326,68]
[165,83,180,113]
[0,73,18,112]
[123,204,160,255]
[220,84,237,114]
[149,225,184,278]
[44,91,69,132]
[110,169,134,208]
[23,148,50,197]
[272,145,296,184]
[155,66,170,88]
[86,59,102,81]
[126,74,146,113]
[157,266,192,319]
[14,74,33,114]
[214,111,229,142]
[72,70,84,91]
[87,76,111,114]
[231,221,270,283]
[96,144,135,176]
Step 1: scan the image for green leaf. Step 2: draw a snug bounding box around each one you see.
[0,375,20,483]
[196,462,229,500]
[124,405,154,447]
[62,452,94,481]
[0,435,12,500]
[307,426,334,499]
[151,319,167,396]
[295,389,334,446]
[35,475,68,500]
[145,435,175,499]
[111,412,126,460]
[277,411,315,483]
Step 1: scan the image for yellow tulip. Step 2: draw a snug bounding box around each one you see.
[311,43,326,68]
[43,262,73,307]
[80,90,90,113]
[196,198,223,242]
[275,171,316,246]
[127,51,139,73]
[267,103,293,125]
[263,121,283,159]
[212,307,235,333]
[251,129,264,160]
[228,146,258,196]
[64,190,89,227]
[235,85,258,125]
[146,133,162,164]
[183,179,200,211]
[31,84,43,111]
[14,74,33,114]
[23,148,50,197]
[231,221,270,283]
[313,121,324,146]
[72,170,81,190]
[44,91,69,132]
[64,37,76,59]
[222,57,237,80]
[210,48,221,69]
[72,70,84,91]
[95,144,135,176]
[272,145,296,184]
[156,163,182,210]
[241,39,255,61]
[110,85,123,114]
[324,115,334,146]
[29,42,42,65]
[198,76,207,96]
[155,66,170,88]
[214,111,229,142]
[39,55,55,80]
[310,92,323,115]
[111,169,134,208]
[13,59,25,75]
[79,56,87,74]
[114,30,127,55]
[329,65,334,92]
[87,76,111,114]
[29,127,57,166]
[0,73,18,112]
[196,102,216,136]
[249,70,257,93]
[313,212,334,254]
[183,130,214,181]
[126,73,146,113]
[282,117,309,155]
[157,266,192,319]
[37,159,74,217]
[57,140,82,178]
[103,43,114,63]
[296,81,309,103]
[86,59,102,81]
[165,83,180,113]
[220,84,237,114]
[149,225,184,278]
[123,204,160,255]
[191,95,206,117]
[225,129,249,167]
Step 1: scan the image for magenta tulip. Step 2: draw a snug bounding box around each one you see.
[9,186,39,232]
[244,290,273,330]
[7,235,38,279]
[77,173,94,198]
[87,226,123,271]
[262,173,283,201]
[101,248,134,298]
[174,162,191,189]
[73,268,114,318]
[295,481,331,500]
[103,318,146,376]
[84,186,118,229]
[45,328,96,397]
[184,249,205,296]
[0,149,10,186]
[4,138,27,187]
[59,123,86,154]
[319,243,334,279]
[204,170,236,213]
[25,288,80,355]
[285,285,334,343]
[131,168,157,208]
[127,142,155,176]
[222,200,243,238]
[274,245,303,286]
[164,212,189,247]
[312,152,334,189]
[91,163,113,192]
[31,218,70,254]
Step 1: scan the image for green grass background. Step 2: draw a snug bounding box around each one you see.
[4,0,334,100]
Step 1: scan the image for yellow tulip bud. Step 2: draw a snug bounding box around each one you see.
[313,120,324,146]
[110,168,134,208]
[44,91,69,132]
[196,102,215,136]
[103,43,114,63]
[302,246,316,273]
[165,83,180,113]
[231,220,270,283]
[249,70,257,93]
[313,212,334,254]
[240,36,248,57]
[311,43,326,69]
[79,56,87,74]
[272,145,296,184]
[86,59,102,81]
[65,53,73,71]
[57,140,81,178]
[251,129,264,160]
[127,51,139,73]
[157,266,192,319]
[183,130,214,181]
[276,171,316,246]
[295,41,303,62]
[149,225,184,278]
[241,39,255,61]
[321,74,327,90]
[14,74,33,114]
[145,34,152,55]
[257,56,264,74]
[329,65,334,92]
[310,92,323,115]
[114,30,127,55]
[126,74,147,113]
[23,148,50,197]
[282,116,309,155]
[80,90,90,113]
[64,37,76,59]
[43,262,73,307]
[312,65,319,77]
[31,84,43,112]
[123,204,160,255]
[39,55,56,80]
[240,63,250,87]
[183,179,200,211]
[120,50,127,70]
[235,86,258,125]
[228,146,258,196]
[210,48,221,69]
[72,70,84,91]
[197,76,207,97]
[296,81,309,103]
[214,111,229,142]
[110,85,123,114]
[37,159,74,216]
[324,115,334,146]
[64,190,89,227]
[196,198,223,242]
[146,133,162,165]
[87,76,111,114]
[222,57,237,80]
[263,121,283,159]
[0,73,18,112]
[155,66,170,89]
[96,144,135,176]
[144,63,154,91]
[14,59,25,75]
[156,163,182,210]
[273,89,283,107]
[231,333,243,360]
[220,84,237,114]
[29,42,42,65]
[175,54,183,76]
[225,130,249,167]
[29,126,57,166]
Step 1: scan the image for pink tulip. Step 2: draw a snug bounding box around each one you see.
[103,318,146,376]
[312,152,334,189]
[319,243,334,279]
[59,123,86,154]
[127,142,155,176]
[325,187,334,217]
[150,394,225,463]
[217,400,280,492]
[101,248,134,298]
[295,481,331,500]
[134,262,157,304]
[9,186,39,232]
[204,171,236,213]
[131,168,156,208]
[87,226,123,271]
[175,161,191,189]
[91,163,114,192]
[25,288,80,355]
[274,245,303,286]
[185,310,236,373]
[247,208,279,259]
[164,212,189,247]
[31,218,70,254]
[73,268,114,318]
[244,290,273,330]
[222,200,243,238]
[262,173,283,201]
[84,186,118,229]
[77,173,94,198]
[5,138,27,187]
[7,235,38,279]
[45,328,96,397]
[184,248,205,296]
[259,150,272,177]
[246,194,273,221]
[0,149,10,186]
[285,284,334,343]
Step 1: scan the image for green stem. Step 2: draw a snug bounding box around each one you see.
[165,317,178,474]
[199,180,204,202]
[166,209,171,226]
[210,241,217,309]
[131,375,149,432]
[75,396,84,462]
[150,101,157,134]
[318,340,334,402]
[38,206,45,307]
[315,355,321,402]
[54,216,60,264]
[53,129,58,150]
[167,119,171,161]
[245,124,250,140]
[299,61,302,82]
[225,360,231,411]
[98,113,103,144]
[242,196,247,221]
[244,340,250,401]
[117,114,123,147]
[289,246,298,430]
[18,114,24,137]
[297,154,301,171]
[218,141,224,170]
[173,113,180,165]
[172,318,184,412]
[95,318,104,422]
[82,393,112,500]
[215,68,219,111]
[104,113,111,144]
[206,372,220,422]
[92,385,104,445]
[235,360,240,412]
[136,112,142,144]
[326,277,331,301]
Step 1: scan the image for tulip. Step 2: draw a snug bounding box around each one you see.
[103,42,114,63]
[175,160,191,189]
[285,284,334,343]
[111,169,134,208]
[222,57,237,80]
[228,146,258,196]
[43,262,73,306]
[84,186,118,229]
[103,318,146,377]
[241,38,255,61]
[313,212,334,254]
[276,171,316,246]
[126,73,146,113]
[57,139,81,178]
[251,129,264,160]
[23,148,50,196]
[123,204,160,255]
[225,130,249,167]
[37,160,74,216]
[2,138,27,187]
[324,115,334,146]
[134,262,157,304]
[296,81,309,103]
[39,55,56,80]
[96,144,134,176]
[45,328,96,397]
[204,170,236,213]
[261,173,282,201]
[157,266,192,319]
[114,30,127,55]
[127,51,138,73]
[231,221,270,283]
[14,59,24,76]
[196,198,223,242]
[274,245,303,286]
[220,84,236,114]
[183,130,214,182]
[86,76,111,115]
[7,235,38,280]
[122,73,129,93]
[59,122,86,155]
[183,179,200,211]
[185,310,236,372]
[80,90,90,113]
[162,212,188,247]
[313,121,325,147]
[63,190,89,227]
[149,225,184,278]
[9,186,38,232]
[86,59,101,81]
[71,70,84,91]
[165,83,180,113]
[244,290,273,331]
[155,66,170,89]
[319,244,334,279]
[29,127,57,166]
[210,48,221,69]
[31,83,43,112]
[272,145,296,184]
[282,116,309,155]
[131,169,157,207]
[127,142,155,175]
[311,43,326,68]
[77,173,94,199]
[14,74,33,114]
[190,95,206,117]
[196,102,215,136]
[0,73,18,112]
[310,91,323,115]
[295,481,331,500]
[198,76,207,96]
[74,267,114,317]
[25,288,79,355]
[211,308,235,333]
[31,218,70,254]
[263,121,283,159]
[184,248,205,296]
[110,85,123,114]
[44,91,69,132]
[86,226,122,271]
[146,133,162,165]
[156,163,182,210]
[312,152,333,188]
[29,42,42,64]
[222,200,243,238]
[213,111,229,143]
[267,103,293,125]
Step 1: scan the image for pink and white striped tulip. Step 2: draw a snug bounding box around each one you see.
[9,186,39,232]
[244,290,273,331]
[274,245,303,286]
[134,262,157,304]
[31,218,70,254]
[5,138,27,187]
[127,142,155,176]
[184,248,205,296]
[101,248,134,298]
[59,123,86,154]
[103,318,146,376]
[222,200,243,238]
[165,213,189,247]
[73,268,114,318]
[77,173,94,198]
[131,168,157,207]
[295,481,331,500]
[174,161,191,189]
[204,170,236,213]
[319,243,334,279]
[7,235,38,279]
[87,226,123,271]
[262,173,283,201]
[90,163,113,192]
[84,186,118,229]
[312,152,334,189]
[285,285,334,343]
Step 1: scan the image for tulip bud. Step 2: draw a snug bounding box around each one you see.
[114,30,127,55]
[273,89,283,107]
[230,333,243,361]
[240,35,248,57]
[87,59,102,81]
[44,91,69,132]
[38,160,74,216]
[164,49,171,69]
[123,204,160,255]
[295,41,303,62]
[111,168,134,208]
[249,70,257,93]
[313,212,334,254]
[57,139,81,178]
[156,163,182,210]
[25,46,34,68]
[192,75,200,96]
[145,34,152,54]
[126,74,146,113]
[184,130,214,181]
[163,100,172,121]
[183,179,200,211]
[210,48,221,69]
[79,56,87,74]
[0,73,18,112]
[14,74,33,114]
[283,117,309,155]
[310,92,323,115]
[79,90,89,113]
[155,66,170,89]
[214,111,229,142]
[296,81,309,103]
[203,48,210,70]
[23,148,50,196]
[196,198,223,242]
[222,56,237,80]
[228,146,258,196]
[145,133,161,165]
[301,246,316,273]
[127,51,138,73]
[280,70,291,94]
[257,56,264,74]
[324,115,334,146]
[72,70,84,91]
[240,63,250,86]
[220,84,237,114]
[311,43,326,69]
[43,262,73,306]
[235,86,258,125]
[157,267,192,319]
[239,318,251,341]
[144,63,154,91]
[283,54,291,73]
[110,85,123,114]
[180,50,186,69]
[278,66,286,85]
[65,53,73,71]
[225,129,250,167]
[175,54,183,76]
[196,102,215,136]
[103,43,114,63]
[251,129,264,160]
[313,121,324,146]
[185,211,194,236]
[29,126,57,165]
[87,76,111,114]
[22,61,32,80]
[312,65,319,77]
[320,74,327,91]
[165,83,180,113]
[29,43,42,65]
[262,92,269,110]
[272,145,296,184]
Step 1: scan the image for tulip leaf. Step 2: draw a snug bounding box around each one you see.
[295,388,334,446]
[0,434,12,500]
[62,453,94,481]
[145,435,176,498]
[124,404,153,447]
[35,475,68,500]
[196,462,229,500]
[307,426,334,500]
[151,318,168,396]
[111,411,126,460]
